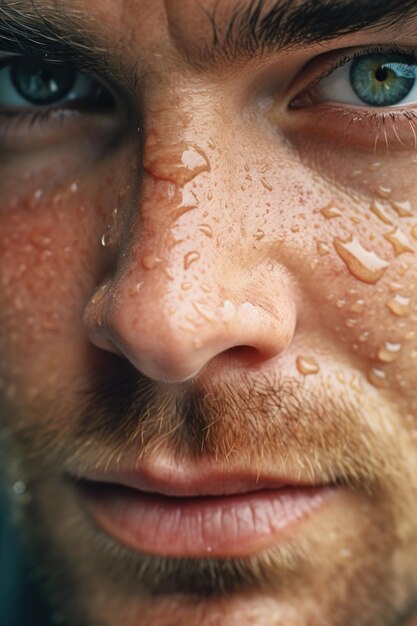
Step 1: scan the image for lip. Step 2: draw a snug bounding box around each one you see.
[73,459,341,558]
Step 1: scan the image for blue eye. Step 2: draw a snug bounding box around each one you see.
[0,56,111,109]
[317,52,417,108]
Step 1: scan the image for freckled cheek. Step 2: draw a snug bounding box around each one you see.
[0,196,112,393]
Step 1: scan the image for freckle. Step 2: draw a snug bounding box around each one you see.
[184,251,200,270]
[291,225,300,233]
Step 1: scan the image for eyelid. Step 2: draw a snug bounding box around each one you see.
[289,44,417,108]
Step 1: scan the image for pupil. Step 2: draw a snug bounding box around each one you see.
[11,58,76,106]
[375,67,388,83]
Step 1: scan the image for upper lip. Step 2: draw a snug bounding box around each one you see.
[71,456,322,497]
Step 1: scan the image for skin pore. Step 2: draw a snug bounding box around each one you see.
[3,0,417,624]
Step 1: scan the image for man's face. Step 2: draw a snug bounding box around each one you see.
[2,0,417,624]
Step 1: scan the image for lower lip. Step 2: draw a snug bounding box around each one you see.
[79,481,339,558]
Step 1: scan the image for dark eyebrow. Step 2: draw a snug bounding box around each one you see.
[0,0,139,91]
[202,0,417,65]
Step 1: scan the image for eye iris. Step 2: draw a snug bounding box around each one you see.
[10,58,76,105]
[350,53,416,106]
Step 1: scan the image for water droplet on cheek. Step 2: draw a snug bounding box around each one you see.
[392,200,413,218]
[376,186,392,199]
[319,205,342,219]
[334,236,390,284]
[370,200,393,225]
[198,224,213,238]
[296,356,320,376]
[184,251,200,270]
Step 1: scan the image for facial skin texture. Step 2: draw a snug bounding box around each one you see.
[3,0,417,625]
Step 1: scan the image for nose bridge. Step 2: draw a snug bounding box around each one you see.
[84,92,298,382]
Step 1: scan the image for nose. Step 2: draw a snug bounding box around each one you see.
[84,133,298,383]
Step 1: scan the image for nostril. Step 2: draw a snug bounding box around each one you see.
[222,345,264,368]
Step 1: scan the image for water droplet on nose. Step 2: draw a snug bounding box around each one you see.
[376,186,392,199]
[378,341,402,363]
[317,241,331,256]
[384,228,414,256]
[319,205,342,219]
[184,251,200,270]
[348,299,365,314]
[345,318,358,328]
[386,294,411,317]
[296,356,320,376]
[261,177,273,192]
[144,140,211,186]
[333,236,390,284]
[201,283,211,293]
[198,224,213,238]
[192,301,216,322]
[358,331,370,343]
[128,282,144,297]
[368,367,388,388]
[181,282,192,291]
[392,200,413,218]
[220,300,237,322]
[254,229,265,240]
[142,254,164,270]
[370,200,393,225]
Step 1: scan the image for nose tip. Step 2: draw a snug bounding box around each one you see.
[85,282,297,383]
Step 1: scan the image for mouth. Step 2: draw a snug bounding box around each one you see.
[71,461,341,559]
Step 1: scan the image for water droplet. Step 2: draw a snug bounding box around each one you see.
[254,229,265,240]
[70,181,79,193]
[348,299,365,314]
[220,300,237,322]
[317,241,330,256]
[384,228,414,256]
[184,251,200,270]
[334,236,390,284]
[368,367,388,388]
[142,254,164,270]
[376,186,392,199]
[144,139,211,186]
[198,224,213,238]
[411,223,417,241]
[319,205,342,219]
[192,301,216,322]
[386,294,411,317]
[370,199,393,225]
[296,356,320,376]
[201,283,211,293]
[392,200,413,218]
[181,282,192,291]
[336,298,346,309]
[12,481,26,496]
[378,341,402,363]
[193,338,203,349]
[261,177,273,192]
[128,282,144,297]
[101,232,111,248]
[206,545,213,553]
[345,318,358,328]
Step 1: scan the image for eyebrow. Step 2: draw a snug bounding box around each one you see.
[202,0,417,65]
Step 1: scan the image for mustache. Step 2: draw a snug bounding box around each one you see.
[25,356,390,493]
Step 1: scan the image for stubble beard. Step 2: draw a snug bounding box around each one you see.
[2,358,417,626]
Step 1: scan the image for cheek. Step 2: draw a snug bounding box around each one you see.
[0,166,129,397]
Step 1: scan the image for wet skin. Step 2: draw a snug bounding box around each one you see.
[3,0,417,625]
